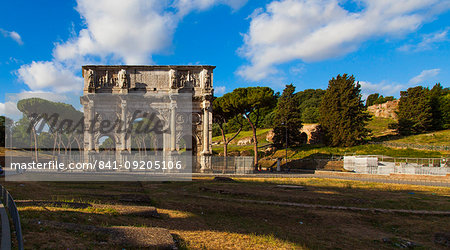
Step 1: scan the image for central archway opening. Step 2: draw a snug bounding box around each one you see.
[130,115,164,156]
[98,135,116,152]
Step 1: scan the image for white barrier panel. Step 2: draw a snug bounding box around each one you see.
[235,157,254,174]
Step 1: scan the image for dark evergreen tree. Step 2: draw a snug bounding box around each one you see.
[301,106,319,124]
[295,89,325,123]
[429,83,450,130]
[397,86,433,135]
[261,109,276,128]
[366,93,395,106]
[366,93,380,107]
[441,91,450,129]
[319,74,370,146]
[377,96,395,104]
[273,84,304,147]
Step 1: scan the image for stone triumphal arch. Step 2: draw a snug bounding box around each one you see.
[80,65,214,169]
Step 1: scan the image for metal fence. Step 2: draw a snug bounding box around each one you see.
[1,185,24,250]
[358,155,449,166]
[194,156,254,174]
[380,142,450,151]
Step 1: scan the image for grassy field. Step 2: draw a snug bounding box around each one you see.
[2,178,449,249]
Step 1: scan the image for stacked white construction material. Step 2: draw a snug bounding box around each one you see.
[343,156,378,173]
[377,162,395,175]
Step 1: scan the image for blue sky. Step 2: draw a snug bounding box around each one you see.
[1,0,450,116]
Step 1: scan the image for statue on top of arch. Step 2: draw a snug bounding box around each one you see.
[118,69,127,88]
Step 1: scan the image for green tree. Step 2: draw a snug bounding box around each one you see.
[221,98,278,133]
[17,98,84,160]
[377,96,394,104]
[441,92,450,129]
[224,87,276,168]
[430,83,443,130]
[100,137,115,151]
[37,132,53,149]
[319,74,370,146]
[17,98,51,160]
[260,109,276,128]
[295,89,325,123]
[224,115,250,132]
[366,93,395,107]
[212,96,242,158]
[374,96,394,105]
[397,86,433,135]
[11,117,32,149]
[366,93,380,107]
[429,83,450,130]
[272,84,303,147]
[301,107,319,124]
[0,116,13,147]
[212,123,222,137]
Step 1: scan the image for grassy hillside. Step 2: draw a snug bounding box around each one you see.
[390,130,450,146]
[212,114,449,158]
[365,115,450,146]
[213,142,447,159]
[282,144,446,159]
[212,127,449,159]
[212,128,272,145]
[366,117,396,138]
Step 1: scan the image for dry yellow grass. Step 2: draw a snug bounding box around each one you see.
[238,177,450,196]
[1,178,449,249]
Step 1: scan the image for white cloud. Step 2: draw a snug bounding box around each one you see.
[214,86,226,95]
[360,68,442,99]
[238,0,450,81]
[359,80,405,99]
[289,63,306,76]
[0,101,21,118]
[17,61,83,93]
[0,28,23,45]
[18,0,246,93]
[399,28,449,52]
[174,0,248,16]
[53,0,247,64]
[54,0,176,64]
[409,68,440,84]
[1,92,74,121]
[7,57,23,65]
[13,91,69,103]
